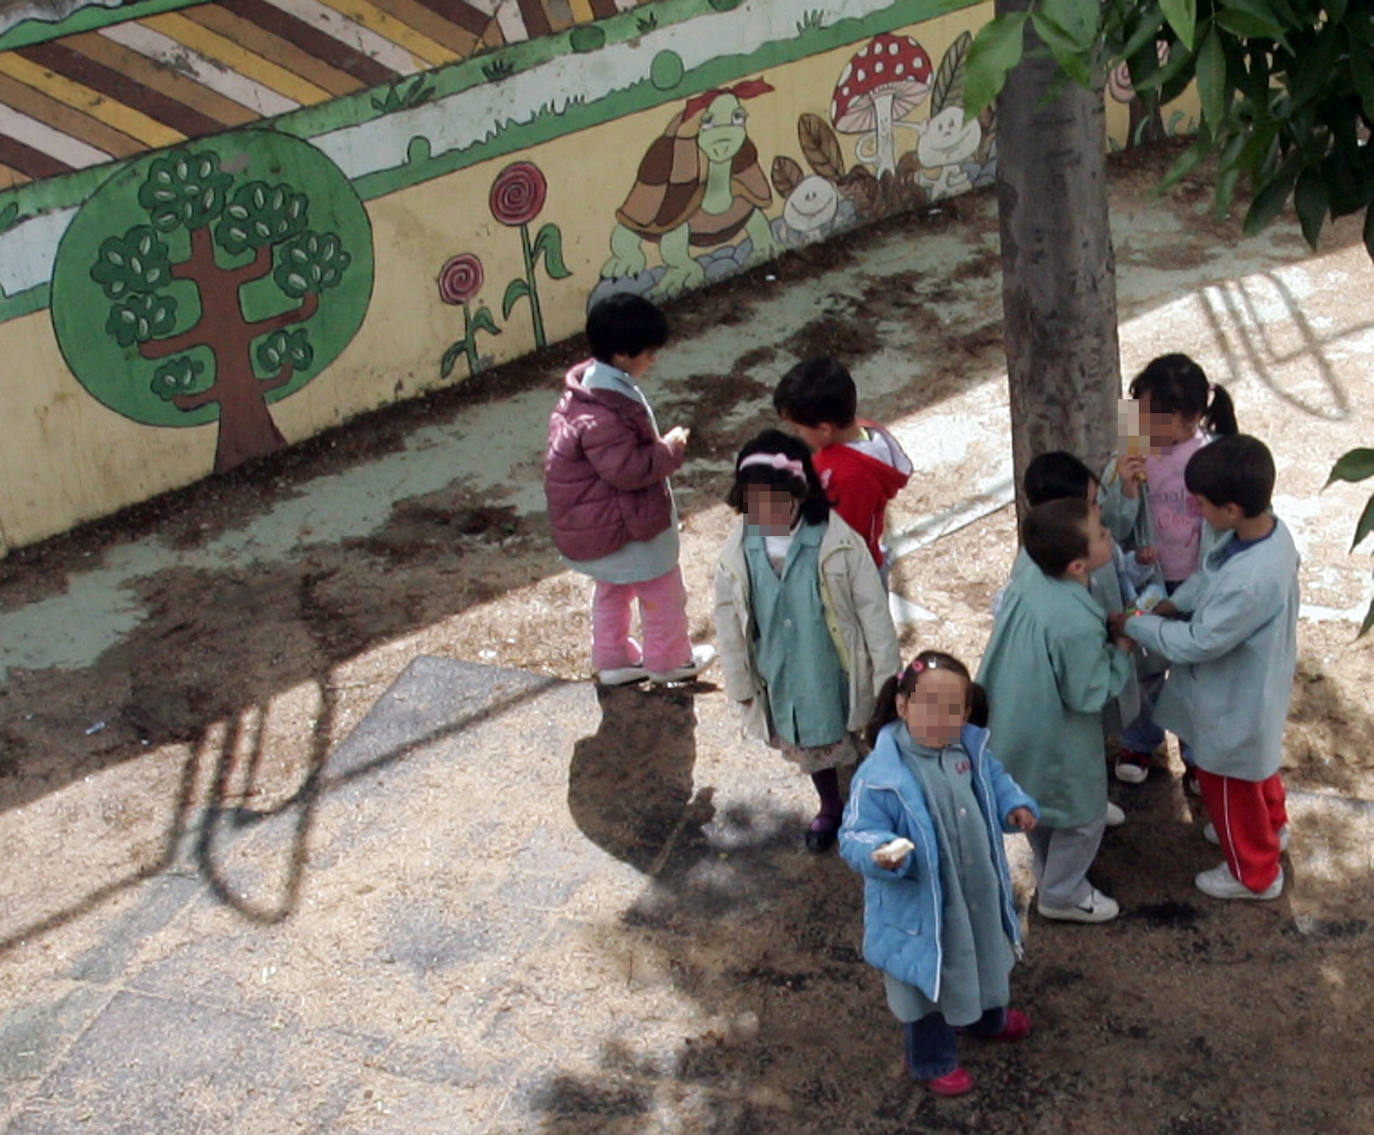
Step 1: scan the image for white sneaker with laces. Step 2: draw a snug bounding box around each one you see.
[1104,802,1126,827]
[648,643,717,684]
[1202,821,1289,851]
[1037,887,1119,923]
[1195,862,1284,900]
[596,664,649,686]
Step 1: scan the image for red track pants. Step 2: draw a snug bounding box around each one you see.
[1195,767,1288,892]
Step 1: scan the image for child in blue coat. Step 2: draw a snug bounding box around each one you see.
[840,650,1038,1098]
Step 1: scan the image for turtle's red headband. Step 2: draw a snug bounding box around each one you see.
[684,79,774,120]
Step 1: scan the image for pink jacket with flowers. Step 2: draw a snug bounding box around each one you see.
[544,360,684,562]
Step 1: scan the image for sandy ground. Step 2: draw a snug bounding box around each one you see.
[2,144,1374,1133]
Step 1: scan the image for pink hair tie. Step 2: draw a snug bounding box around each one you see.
[739,452,806,483]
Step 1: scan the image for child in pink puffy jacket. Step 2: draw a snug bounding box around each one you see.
[544,293,715,686]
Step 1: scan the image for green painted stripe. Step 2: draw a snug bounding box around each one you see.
[0,0,214,53]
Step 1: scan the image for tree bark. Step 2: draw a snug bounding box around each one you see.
[995,0,1121,523]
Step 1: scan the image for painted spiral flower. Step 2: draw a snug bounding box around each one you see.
[1107,59,1135,103]
[489,161,548,226]
[437,253,483,305]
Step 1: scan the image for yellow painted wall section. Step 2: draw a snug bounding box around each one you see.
[0,2,1199,550]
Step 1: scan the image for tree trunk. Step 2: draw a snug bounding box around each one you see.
[995,0,1121,523]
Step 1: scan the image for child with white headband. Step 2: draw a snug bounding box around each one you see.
[714,430,901,851]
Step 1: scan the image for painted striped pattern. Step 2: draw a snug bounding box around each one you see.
[0,0,655,188]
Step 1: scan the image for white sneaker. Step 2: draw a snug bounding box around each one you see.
[1037,887,1119,923]
[596,664,649,686]
[648,643,717,684]
[1114,761,1148,785]
[1104,802,1126,827]
[1195,862,1284,900]
[1202,821,1289,851]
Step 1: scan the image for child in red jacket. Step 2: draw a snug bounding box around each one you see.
[544,294,715,686]
[774,357,912,583]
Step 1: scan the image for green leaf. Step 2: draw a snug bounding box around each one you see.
[1032,13,1094,86]
[963,13,1028,118]
[1119,6,1166,64]
[1351,493,1374,551]
[531,223,572,280]
[1160,0,1196,51]
[1325,0,1347,20]
[1195,27,1226,127]
[1244,155,1301,234]
[1293,169,1329,248]
[440,341,463,378]
[1326,448,1374,486]
[1040,0,1100,51]
[1360,596,1374,638]
[1215,10,1283,39]
[1158,133,1211,191]
[502,277,532,319]
[931,30,972,116]
[469,304,500,337]
[1348,30,1374,119]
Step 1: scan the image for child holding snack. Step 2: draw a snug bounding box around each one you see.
[840,650,1038,1097]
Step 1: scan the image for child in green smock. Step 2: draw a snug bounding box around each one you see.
[714,430,900,851]
[977,498,1134,923]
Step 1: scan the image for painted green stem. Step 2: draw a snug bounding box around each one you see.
[519,221,546,349]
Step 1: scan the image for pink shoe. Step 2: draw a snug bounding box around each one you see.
[926,1067,974,1096]
[991,1008,1032,1042]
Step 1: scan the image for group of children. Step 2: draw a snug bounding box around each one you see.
[544,294,1300,1098]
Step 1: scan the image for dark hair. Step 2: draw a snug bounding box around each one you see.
[1022,498,1091,577]
[865,650,989,747]
[1024,451,1098,507]
[1184,434,1275,517]
[772,356,858,428]
[726,429,832,524]
[586,293,670,364]
[1129,353,1237,437]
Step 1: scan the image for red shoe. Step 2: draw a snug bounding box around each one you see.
[926,1067,974,1096]
[991,1008,1032,1042]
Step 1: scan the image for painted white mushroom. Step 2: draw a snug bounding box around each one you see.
[830,33,933,178]
[915,106,983,200]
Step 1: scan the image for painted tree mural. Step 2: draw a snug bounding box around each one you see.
[52,132,373,474]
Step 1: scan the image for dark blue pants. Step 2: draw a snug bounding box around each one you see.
[903,1008,1007,1079]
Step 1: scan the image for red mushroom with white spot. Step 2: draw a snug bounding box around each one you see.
[830,33,933,179]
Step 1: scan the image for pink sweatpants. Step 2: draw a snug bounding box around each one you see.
[1196,768,1288,892]
[591,565,691,673]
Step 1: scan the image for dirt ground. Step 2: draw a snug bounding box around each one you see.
[3,141,1374,1133]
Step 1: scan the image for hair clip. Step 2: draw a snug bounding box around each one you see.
[902,659,926,680]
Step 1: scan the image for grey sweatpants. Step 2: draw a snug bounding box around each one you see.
[1026,817,1106,908]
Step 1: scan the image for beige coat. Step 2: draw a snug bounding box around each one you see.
[713,512,901,742]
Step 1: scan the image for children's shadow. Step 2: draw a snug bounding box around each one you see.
[567,684,715,877]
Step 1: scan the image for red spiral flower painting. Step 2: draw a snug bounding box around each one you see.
[487,161,570,349]
[436,252,498,380]
[489,162,548,227]
[437,253,484,306]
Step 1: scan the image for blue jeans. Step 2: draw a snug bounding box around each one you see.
[903,1008,1007,1079]
[1121,671,1193,765]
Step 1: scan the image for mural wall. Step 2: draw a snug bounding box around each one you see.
[0,0,1197,553]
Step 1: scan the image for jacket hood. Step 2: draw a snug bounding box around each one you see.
[859,420,915,480]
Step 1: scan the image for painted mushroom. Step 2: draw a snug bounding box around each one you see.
[830,33,933,179]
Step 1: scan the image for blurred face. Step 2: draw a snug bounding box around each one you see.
[745,483,799,534]
[1139,394,1199,450]
[896,667,969,749]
